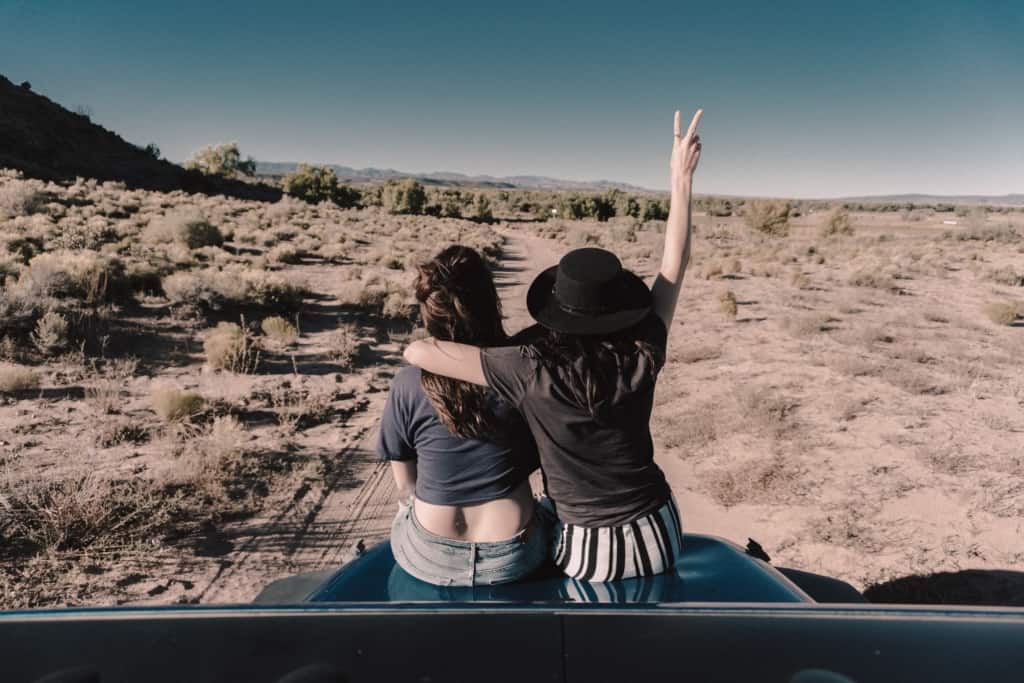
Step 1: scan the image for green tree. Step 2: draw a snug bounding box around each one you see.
[283,164,339,203]
[641,198,669,221]
[383,179,427,215]
[185,142,256,178]
[472,194,493,223]
[615,193,641,219]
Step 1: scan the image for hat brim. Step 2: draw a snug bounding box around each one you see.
[526,265,652,335]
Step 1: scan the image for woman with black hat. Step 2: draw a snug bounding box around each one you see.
[404,109,703,581]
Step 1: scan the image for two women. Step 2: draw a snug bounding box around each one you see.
[380,109,703,585]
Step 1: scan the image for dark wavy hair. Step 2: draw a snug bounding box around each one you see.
[530,324,663,423]
[415,245,506,439]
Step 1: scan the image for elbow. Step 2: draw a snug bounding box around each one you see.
[403,341,424,366]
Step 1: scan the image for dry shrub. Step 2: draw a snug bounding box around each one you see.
[701,261,724,280]
[151,387,204,422]
[0,336,19,362]
[654,399,719,450]
[266,382,335,433]
[917,442,975,475]
[163,267,305,313]
[821,207,854,237]
[203,321,261,373]
[268,243,301,264]
[0,363,38,393]
[789,271,811,289]
[86,377,123,414]
[0,178,48,218]
[743,200,791,237]
[19,251,127,303]
[702,453,805,507]
[735,385,799,437]
[718,290,738,319]
[672,343,722,364]
[326,323,361,368]
[848,268,898,292]
[948,223,1019,244]
[94,419,150,448]
[382,291,415,320]
[260,316,299,348]
[176,416,250,503]
[143,211,224,249]
[0,473,168,555]
[31,310,69,355]
[886,367,948,396]
[988,267,1024,287]
[805,501,884,552]
[984,302,1020,326]
[782,313,836,337]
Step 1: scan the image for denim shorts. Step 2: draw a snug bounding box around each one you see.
[390,500,550,587]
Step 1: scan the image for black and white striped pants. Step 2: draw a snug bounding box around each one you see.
[551,496,684,582]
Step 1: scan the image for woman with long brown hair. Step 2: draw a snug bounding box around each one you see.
[378,245,547,586]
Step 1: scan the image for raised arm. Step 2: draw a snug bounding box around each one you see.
[651,109,702,332]
[403,338,487,386]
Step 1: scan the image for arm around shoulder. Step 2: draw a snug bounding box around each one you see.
[403,338,487,386]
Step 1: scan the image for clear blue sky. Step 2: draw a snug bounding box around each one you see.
[1,0,1021,197]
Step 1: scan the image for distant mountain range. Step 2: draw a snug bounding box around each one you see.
[255,162,657,193]
[836,193,1024,207]
[257,162,1024,205]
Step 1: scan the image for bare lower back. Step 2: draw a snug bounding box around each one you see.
[412,480,535,542]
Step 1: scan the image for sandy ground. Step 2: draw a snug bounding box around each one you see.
[4,205,1023,606]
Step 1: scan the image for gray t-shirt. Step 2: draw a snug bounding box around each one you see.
[377,366,539,506]
[480,315,670,527]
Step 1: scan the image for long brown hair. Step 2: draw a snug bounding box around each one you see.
[531,325,663,423]
[415,245,506,439]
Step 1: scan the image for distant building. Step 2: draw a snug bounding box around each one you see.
[942,220,958,225]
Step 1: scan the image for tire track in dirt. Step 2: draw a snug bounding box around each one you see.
[198,233,561,603]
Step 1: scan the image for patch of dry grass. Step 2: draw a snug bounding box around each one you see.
[701,453,806,507]
[984,301,1020,326]
[670,343,722,364]
[0,472,169,555]
[0,363,39,393]
[805,500,886,553]
[150,387,204,422]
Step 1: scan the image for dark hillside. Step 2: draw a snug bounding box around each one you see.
[0,75,280,201]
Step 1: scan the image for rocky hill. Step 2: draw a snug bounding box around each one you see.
[0,74,279,201]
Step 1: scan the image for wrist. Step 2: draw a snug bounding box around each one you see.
[672,178,693,196]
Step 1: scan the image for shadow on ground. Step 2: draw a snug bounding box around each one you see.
[865,569,1024,606]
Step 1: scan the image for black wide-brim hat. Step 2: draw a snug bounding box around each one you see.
[527,247,652,335]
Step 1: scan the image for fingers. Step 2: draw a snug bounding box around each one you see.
[686,109,703,138]
[674,110,681,139]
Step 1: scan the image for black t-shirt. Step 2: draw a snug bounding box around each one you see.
[377,366,539,506]
[479,314,671,528]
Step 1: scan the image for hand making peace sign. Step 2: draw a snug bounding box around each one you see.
[671,109,703,192]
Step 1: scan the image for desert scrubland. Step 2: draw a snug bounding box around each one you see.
[1,167,1023,606]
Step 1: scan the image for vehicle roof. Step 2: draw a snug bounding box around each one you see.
[296,533,813,604]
